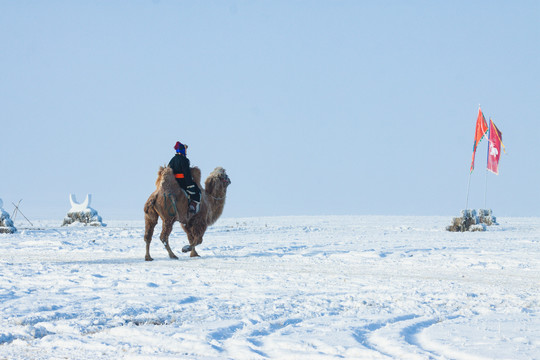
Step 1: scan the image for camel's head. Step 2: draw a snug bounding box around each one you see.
[214,167,231,187]
[205,167,231,195]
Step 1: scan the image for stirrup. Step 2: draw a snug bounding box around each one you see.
[189,201,199,214]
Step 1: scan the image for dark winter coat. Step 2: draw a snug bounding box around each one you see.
[168,154,201,202]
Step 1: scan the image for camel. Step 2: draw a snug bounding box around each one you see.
[143,166,231,261]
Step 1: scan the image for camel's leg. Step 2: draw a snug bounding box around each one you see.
[160,219,179,259]
[189,228,205,258]
[187,234,199,257]
[180,225,199,257]
[190,234,206,257]
[180,221,207,258]
[181,232,196,254]
[144,212,158,262]
[190,247,200,258]
[196,234,204,245]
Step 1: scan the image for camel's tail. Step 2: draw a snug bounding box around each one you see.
[143,192,158,215]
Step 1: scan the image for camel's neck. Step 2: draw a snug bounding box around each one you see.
[205,189,227,226]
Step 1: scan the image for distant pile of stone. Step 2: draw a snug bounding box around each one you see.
[0,198,16,234]
[62,194,106,227]
[447,209,498,232]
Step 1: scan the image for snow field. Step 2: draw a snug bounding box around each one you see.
[0,216,538,359]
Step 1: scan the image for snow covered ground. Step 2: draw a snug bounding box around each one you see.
[0,216,538,359]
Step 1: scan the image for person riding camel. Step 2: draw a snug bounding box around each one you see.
[168,141,201,214]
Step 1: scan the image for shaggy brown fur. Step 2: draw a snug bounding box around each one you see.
[143,166,231,261]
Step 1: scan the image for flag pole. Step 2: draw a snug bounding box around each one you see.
[465,171,472,210]
[484,167,488,209]
[466,104,480,211]
[484,118,491,209]
[466,105,488,211]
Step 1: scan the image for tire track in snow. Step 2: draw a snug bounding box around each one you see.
[207,318,304,358]
[354,315,454,359]
[353,315,419,357]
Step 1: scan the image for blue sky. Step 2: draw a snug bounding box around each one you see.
[1,1,539,220]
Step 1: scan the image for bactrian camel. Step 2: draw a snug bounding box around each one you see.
[143,166,231,261]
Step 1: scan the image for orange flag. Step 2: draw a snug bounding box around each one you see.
[470,107,488,172]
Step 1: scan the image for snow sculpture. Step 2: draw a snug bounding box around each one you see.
[62,194,106,227]
[447,208,498,232]
[0,198,17,233]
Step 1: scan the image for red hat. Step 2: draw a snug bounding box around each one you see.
[174,141,187,154]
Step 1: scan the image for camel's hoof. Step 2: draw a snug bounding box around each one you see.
[145,256,153,261]
[182,245,192,253]
[190,252,200,258]
[170,255,179,260]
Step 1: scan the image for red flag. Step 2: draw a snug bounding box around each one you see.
[487,119,504,174]
[470,108,488,172]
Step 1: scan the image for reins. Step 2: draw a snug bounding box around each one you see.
[207,193,226,201]
[165,193,180,219]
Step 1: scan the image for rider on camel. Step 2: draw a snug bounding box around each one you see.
[168,141,201,214]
